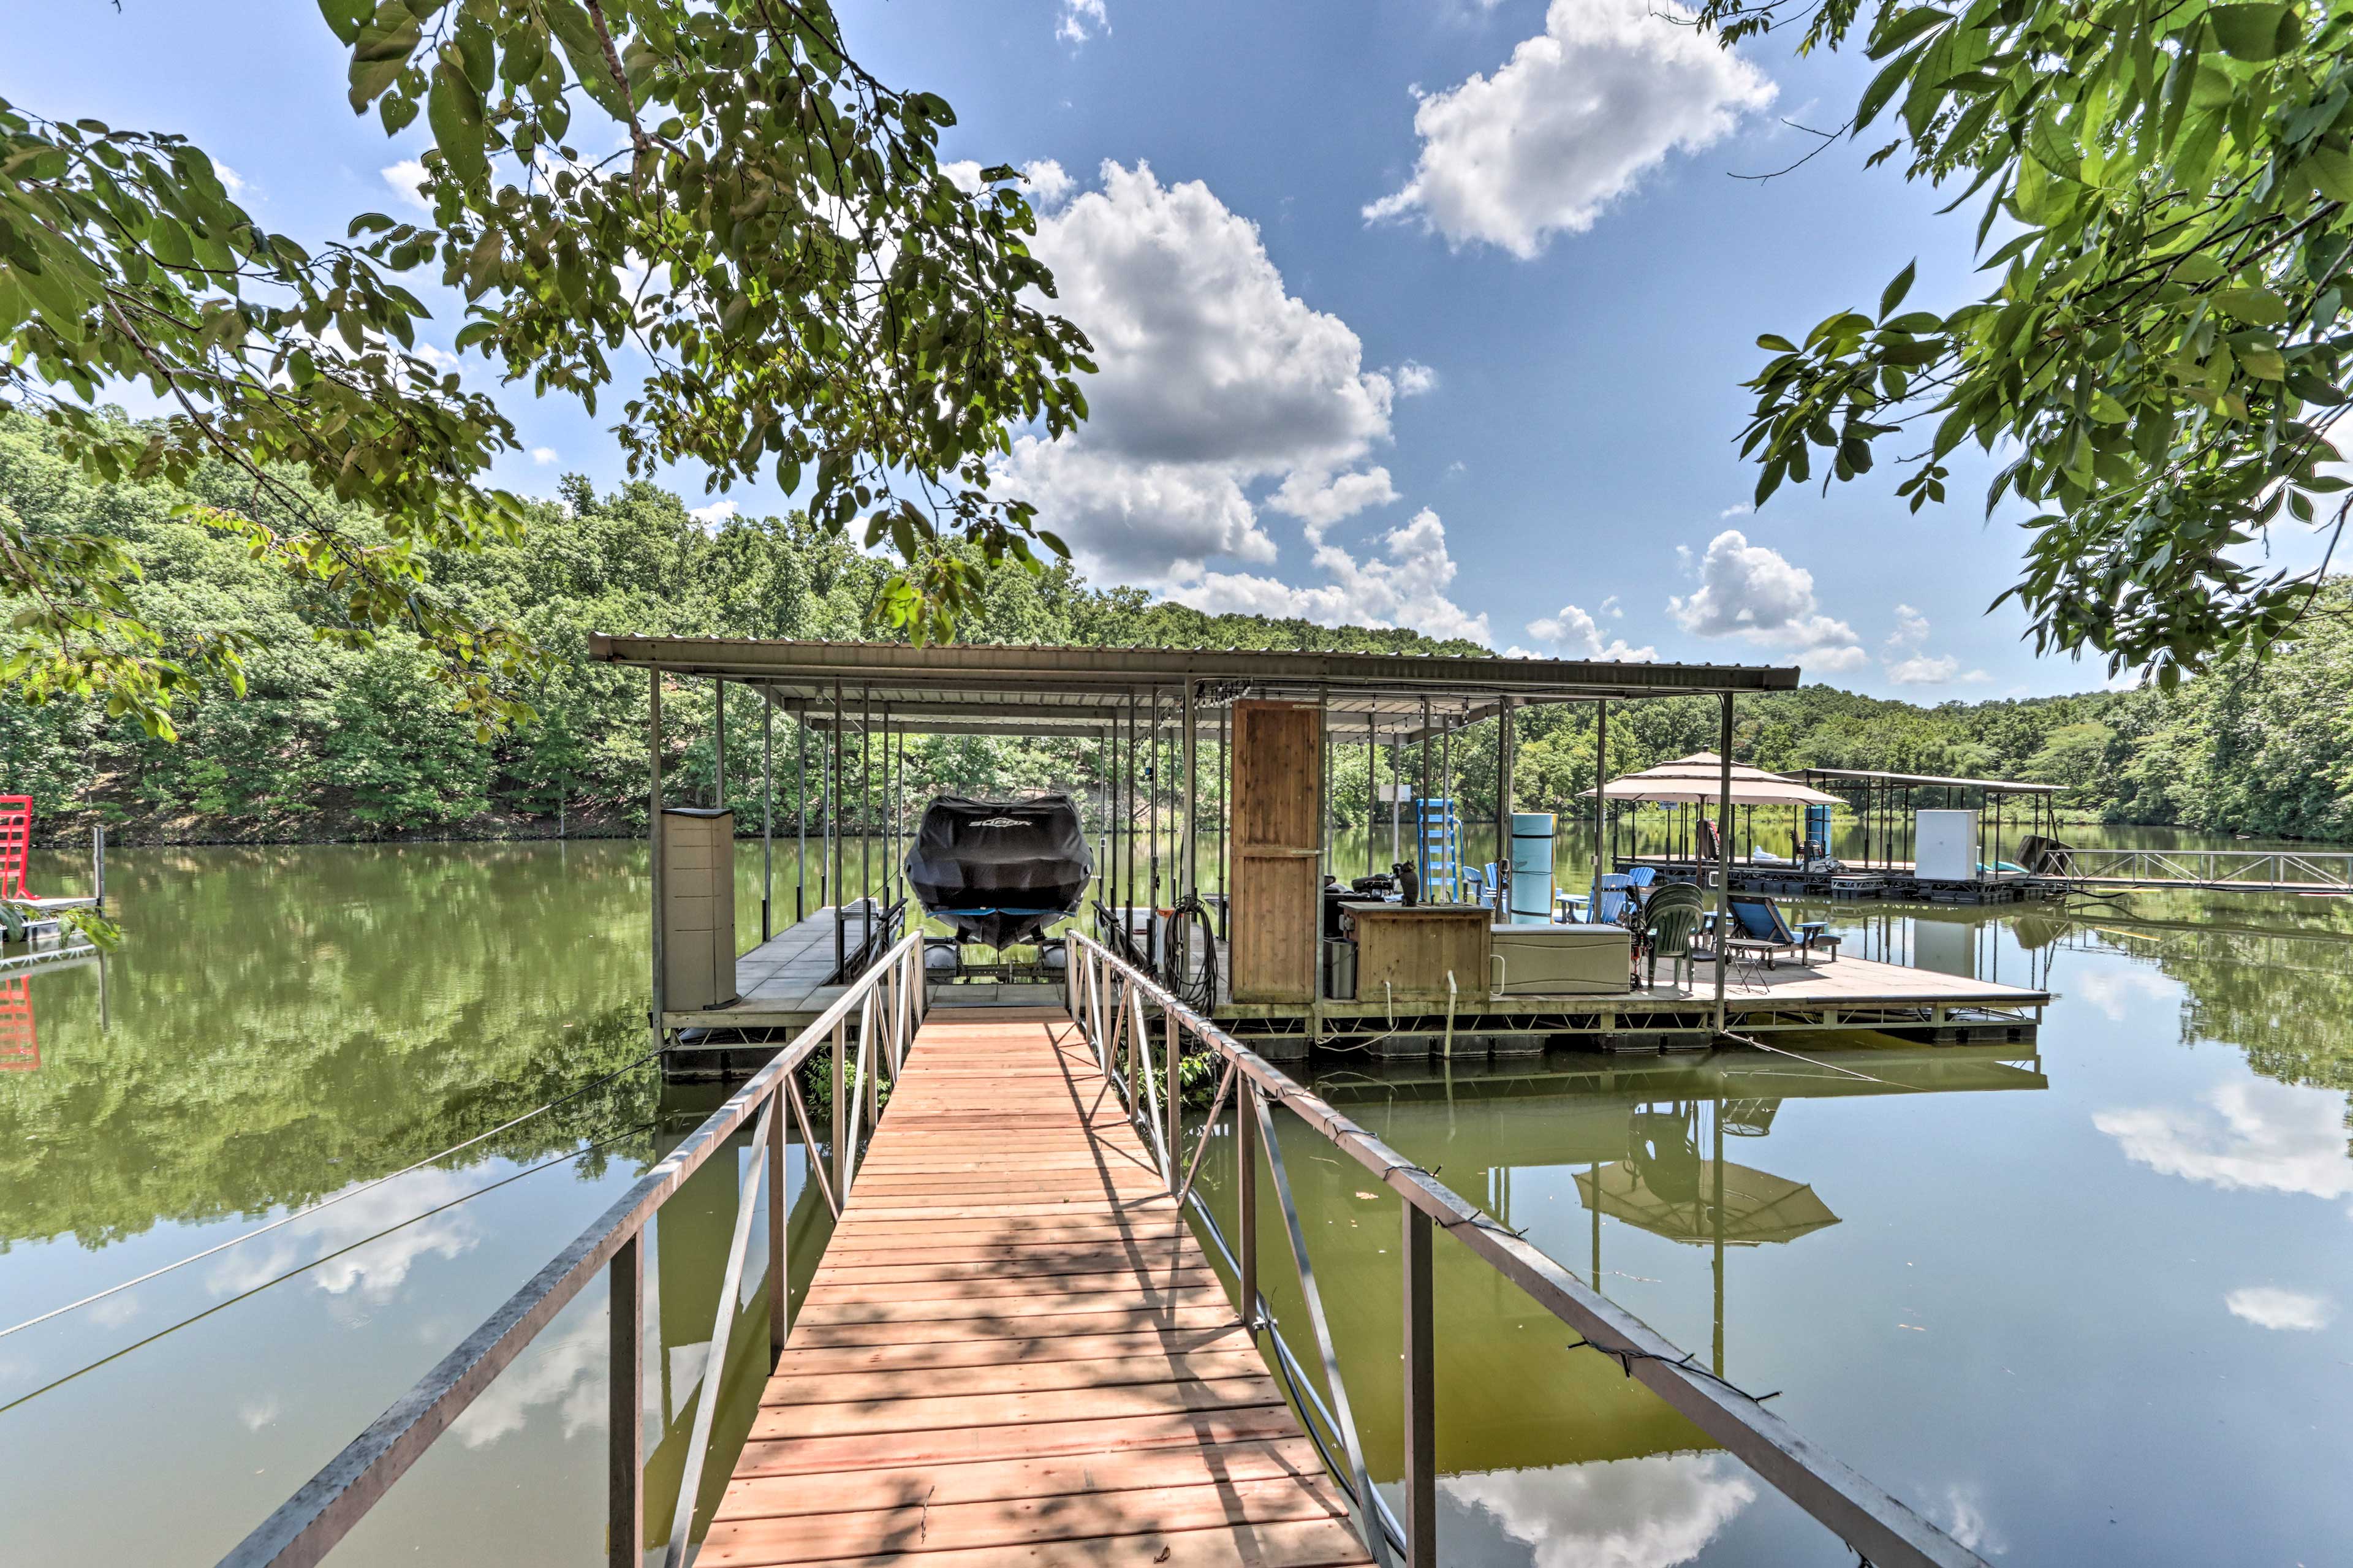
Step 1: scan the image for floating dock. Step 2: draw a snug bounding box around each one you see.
[705,1009,1371,1567]
[667,906,2046,1069]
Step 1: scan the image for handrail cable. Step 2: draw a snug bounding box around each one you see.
[0,1043,667,1343]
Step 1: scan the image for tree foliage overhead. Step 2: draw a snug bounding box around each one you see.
[1702,0,2353,684]
[0,0,1089,737]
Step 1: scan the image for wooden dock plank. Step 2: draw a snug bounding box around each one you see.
[711,1013,1373,1568]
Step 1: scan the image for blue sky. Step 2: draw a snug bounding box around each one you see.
[21,0,2323,697]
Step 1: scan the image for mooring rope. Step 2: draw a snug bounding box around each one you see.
[0,1044,666,1342]
[0,1113,664,1417]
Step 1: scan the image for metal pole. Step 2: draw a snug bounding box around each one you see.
[607,1231,642,1568]
[713,677,726,808]
[648,672,666,1052]
[831,1017,847,1200]
[861,687,873,937]
[761,695,773,944]
[1237,1073,1259,1325]
[1592,701,1607,909]
[91,824,105,910]
[1125,692,1137,951]
[1148,686,1161,971]
[1367,713,1377,882]
[1165,1005,1181,1191]
[1496,695,1516,917]
[768,1088,789,1357]
[1713,695,1734,1032]
[1402,1205,1436,1568]
[795,708,808,926]
[1314,685,1328,1008]
[832,680,845,976]
[1419,699,1432,891]
[1183,681,1199,904]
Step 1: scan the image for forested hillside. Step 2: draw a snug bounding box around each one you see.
[4,412,2351,843]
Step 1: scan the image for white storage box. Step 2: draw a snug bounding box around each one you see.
[1491,923,1630,996]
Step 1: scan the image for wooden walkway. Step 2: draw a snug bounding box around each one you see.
[703,1009,1373,1567]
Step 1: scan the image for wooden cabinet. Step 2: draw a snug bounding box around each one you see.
[1230,700,1322,1004]
[661,807,738,1010]
[1343,901,1490,1004]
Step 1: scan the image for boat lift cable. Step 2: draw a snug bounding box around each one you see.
[0,1044,667,1343]
[0,1114,664,1419]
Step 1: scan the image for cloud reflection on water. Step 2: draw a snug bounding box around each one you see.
[1441,1452,1756,1568]
[2093,1080,2353,1202]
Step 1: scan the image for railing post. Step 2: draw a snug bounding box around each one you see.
[1165,1007,1181,1193]
[1402,1205,1436,1568]
[608,1232,643,1568]
[830,1017,847,1202]
[768,1085,789,1362]
[1237,1077,1259,1328]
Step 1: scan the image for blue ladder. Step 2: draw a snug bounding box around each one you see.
[1416,796,1463,901]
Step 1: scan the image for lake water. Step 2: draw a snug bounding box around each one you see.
[1,835,2349,1564]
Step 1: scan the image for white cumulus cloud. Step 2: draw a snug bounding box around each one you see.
[1365,0,1775,257]
[1526,603,1655,661]
[1392,360,1439,396]
[1173,507,1490,644]
[1667,529,1865,668]
[689,499,740,527]
[1882,604,1988,686]
[1058,0,1108,44]
[381,159,433,215]
[529,447,558,465]
[996,161,1404,585]
[2225,1286,2336,1331]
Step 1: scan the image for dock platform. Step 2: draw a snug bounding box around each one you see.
[705,1009,1369,1567]
[672,909,2048,1063]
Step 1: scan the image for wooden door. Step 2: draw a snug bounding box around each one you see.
[1230,700,1322,1004]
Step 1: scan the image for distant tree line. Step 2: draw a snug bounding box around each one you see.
[4,411,2351,844]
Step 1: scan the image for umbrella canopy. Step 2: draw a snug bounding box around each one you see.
[1575,1156,1841,1246]
[1578,751,1841,808]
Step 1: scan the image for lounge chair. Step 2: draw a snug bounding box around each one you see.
[1590,873,1634,926]
[1724,894,1840,967]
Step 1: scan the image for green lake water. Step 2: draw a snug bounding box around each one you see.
[2,833,2349,1564]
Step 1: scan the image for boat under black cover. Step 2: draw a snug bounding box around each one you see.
[903,794,1093,950]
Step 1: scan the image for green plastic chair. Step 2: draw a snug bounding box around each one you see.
[1644,896,1704,990]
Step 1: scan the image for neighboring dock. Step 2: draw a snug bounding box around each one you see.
[705,1008,1369,1567]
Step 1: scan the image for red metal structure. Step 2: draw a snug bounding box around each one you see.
[0,978,37,1070]
[0,795,31,901]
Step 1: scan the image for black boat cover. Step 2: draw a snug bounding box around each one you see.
[904,794,1093,950]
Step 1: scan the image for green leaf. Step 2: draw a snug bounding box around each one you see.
[2308,145,2353,204]
[2207,3,2289,61]
[428,61,488,184]
[1855,47,1920,133]
[1879,260,1917,321]
[1867,6,1951,59]
[2215,285,2290,325]
[1756,333,1798,352]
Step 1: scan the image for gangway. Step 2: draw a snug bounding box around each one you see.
[2032,846,2353,895]
[219,932,1987,1568]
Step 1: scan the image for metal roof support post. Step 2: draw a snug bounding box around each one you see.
[1496,695,1517,918]
[1419,699,1432,891]
[761,694,773,943]
[1182,681,1199,904]
[1314,685,1329,1028]
[1148,686,1161,972]
[795,708,807,926]
[832,680,845,977]
[1713,694,1733,1034]
[713,676,726,807]
[1592,701,1608,912]
[1366,713,1378,882]
[862,687,873,939]
[649,670,666,1052]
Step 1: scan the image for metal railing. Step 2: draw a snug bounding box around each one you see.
[1066,931,1988,1568]
[217,929,928,1568]
[2042,847,2353,892]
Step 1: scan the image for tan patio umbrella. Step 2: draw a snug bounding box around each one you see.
[1577,752,1841,808]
